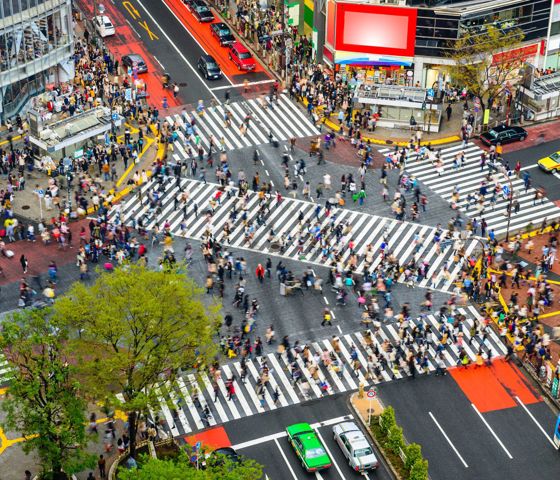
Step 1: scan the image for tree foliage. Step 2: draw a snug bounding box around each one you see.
[53,264,220,457]
[386,425,404,455]
[409,458,429,480]
[404,443,422,472]
[118,452,263,480]
[379,406,396,435]
[0,309,95,479]
[447,25,525,112]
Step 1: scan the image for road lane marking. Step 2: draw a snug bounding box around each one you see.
[471,403,513,459]
[315,429,346,479]
[231,415,353,450]
[125,18,141,37]
[515,396,557,448]
[274,437,298,480]
[323,296,329,305]
[153,55,165,69]
[428,412,469,468]
[520,165,538,171]
[135,0,221,102]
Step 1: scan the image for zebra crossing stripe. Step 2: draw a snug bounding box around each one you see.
[379,143,560,235]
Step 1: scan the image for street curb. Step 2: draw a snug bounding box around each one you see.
[348,393,401,480]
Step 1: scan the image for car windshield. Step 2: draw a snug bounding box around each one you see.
[239,52,252,59]
[488,130,498,138]
[306,447,326,459]
[208,63,219,69]
[219,28,230,35]
[197,6,210,12]
[355,447,374,457]
[550,152,560,162]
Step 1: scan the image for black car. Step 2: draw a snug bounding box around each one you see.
[184,0,214,22]
[121,54,148,73]
[197,55,222,80]
[480,124,528,146]
[210,22,236,46]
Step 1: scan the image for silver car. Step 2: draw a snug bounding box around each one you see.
[333,421,379,472]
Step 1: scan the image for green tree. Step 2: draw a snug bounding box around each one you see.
[0,309,95,479]
[409,458,429,480]
[386,425,404,455]
[53,265,220,458]
[118,452,263,480]
[447,25,525,124]
[379,406,396,435]
[404,443,423,472]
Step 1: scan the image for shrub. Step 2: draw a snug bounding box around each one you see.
[387,425,404,455]
[379,406,396,435]
[404,443,422,472]
[409,458,429,480]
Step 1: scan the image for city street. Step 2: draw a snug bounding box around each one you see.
[186,393,394,480]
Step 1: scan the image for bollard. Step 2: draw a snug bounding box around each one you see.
[358,382,364,399]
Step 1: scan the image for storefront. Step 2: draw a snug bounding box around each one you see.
[353,83,442,133]
[335,63,415,87]
[517,70,560,121]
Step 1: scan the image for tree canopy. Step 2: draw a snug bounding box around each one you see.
[53,264,220,456]
[447,25,525,112]
[0,308,95,479]
[118,452,263,480]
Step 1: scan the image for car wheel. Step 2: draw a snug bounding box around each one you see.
[520,135,527,141]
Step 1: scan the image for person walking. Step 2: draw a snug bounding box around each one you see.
[20,254,28,274]
[98,454,106,478]
[255,263,265,283]
[321,308,332,326]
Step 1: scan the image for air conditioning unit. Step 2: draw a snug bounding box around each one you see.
[39,128,53,140]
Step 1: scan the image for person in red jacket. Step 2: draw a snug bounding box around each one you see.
[255,264,265,283]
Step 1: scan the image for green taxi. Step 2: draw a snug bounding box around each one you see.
[537,151,560,172]
[286,423,332,472]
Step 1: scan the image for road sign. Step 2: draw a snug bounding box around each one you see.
[35,189,44,198]
[427,88,434,101]
[474,97,481,107]
[194,441,201,451]
[112,113,119,121]
[367,388,377,398]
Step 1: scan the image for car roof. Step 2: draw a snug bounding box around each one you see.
[213,447,238,456]
[201,54,217,62]
[213,22,227,28]
[97,15,112,23]
[230,41,248,52]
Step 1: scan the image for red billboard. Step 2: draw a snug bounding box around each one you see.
[334,3,417,57]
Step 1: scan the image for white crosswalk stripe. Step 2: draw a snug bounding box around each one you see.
[378,143,560,236]
[153,318,506,435]
[165,94,319,156]
[111,177,479,293]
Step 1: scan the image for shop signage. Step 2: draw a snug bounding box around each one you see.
[492,44,538,65]
[552,376,559,399]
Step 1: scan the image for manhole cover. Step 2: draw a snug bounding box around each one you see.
[21,205,30,210]
[385,140,393,145]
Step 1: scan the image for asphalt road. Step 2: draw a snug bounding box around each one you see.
[504,138,560,202]
[378,368,560,480]
[223,393,394,480]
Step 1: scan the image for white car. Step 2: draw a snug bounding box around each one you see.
[333,421,379,472]
[94,15,116,37]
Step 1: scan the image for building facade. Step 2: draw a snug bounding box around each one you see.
[0,0,74,122]
[311,0,554,88]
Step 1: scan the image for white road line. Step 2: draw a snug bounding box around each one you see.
[428,412,469,468]
[471,403,513,459]
[136,0,222,101]
[323,296,329,305]
[337,325,342,333]
[315,429,346,479]
[273,437,299,480]
[152,55,165,70]
[125,18,141,37]
[515,396,557,448]
[265,169,270,176]
[520,165,538,171]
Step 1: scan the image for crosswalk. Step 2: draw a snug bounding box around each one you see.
[163,94,319,156]
[111,176,479,292]
[152,306,507,436]
[379,143,560,236]
[0,353,12,386]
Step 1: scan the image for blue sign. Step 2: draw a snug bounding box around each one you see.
[112,113,119,121]
[194,441,201,451]
[502,185,510,196]
[427,88,434,100]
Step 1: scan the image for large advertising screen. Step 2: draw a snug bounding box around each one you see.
[334,3,417,57]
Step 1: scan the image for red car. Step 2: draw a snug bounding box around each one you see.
[228,41,256,71]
